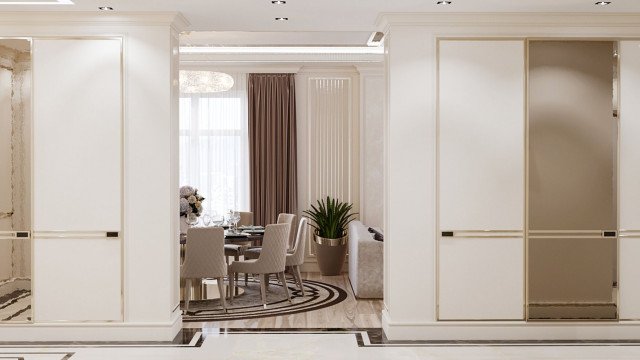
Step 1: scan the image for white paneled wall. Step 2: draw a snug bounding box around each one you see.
[437,40,525,320]
[32,38,122,322]
[359,67,384,230]
[296,68,359,266]
[618,40,640,320]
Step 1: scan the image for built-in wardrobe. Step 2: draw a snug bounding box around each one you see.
[0,37,123,323]
[437,39,640,321]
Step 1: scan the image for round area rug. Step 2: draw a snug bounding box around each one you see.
[181,278,347,322]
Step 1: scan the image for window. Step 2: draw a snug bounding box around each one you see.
[179,72,249,217]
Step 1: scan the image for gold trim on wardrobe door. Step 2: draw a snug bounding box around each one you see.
[435,37,527,322]
[28,36,125,324]
[524,38,530,321]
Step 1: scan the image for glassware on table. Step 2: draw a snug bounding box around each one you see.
[202,213,212,226]
[211,212,224,227]
[233,211,241,232]
[186,213,199,226]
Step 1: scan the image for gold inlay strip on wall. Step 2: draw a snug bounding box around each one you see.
[32,231,120,239]
[0,230,30,240]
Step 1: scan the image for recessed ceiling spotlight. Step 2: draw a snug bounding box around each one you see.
[98,6,114,10]
[271,0,286,4]
[437,0,452,4]
[595,1,611,4]
[275,17,288,21]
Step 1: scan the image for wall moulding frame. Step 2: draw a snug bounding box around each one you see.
[28,36,125,324]
[0,15,185,342]
[381,13,640,340]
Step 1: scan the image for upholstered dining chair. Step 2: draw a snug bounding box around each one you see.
[237,211,254,227]
[181,227,227,313]
[228,223,291,309]
[243,213,297,284]
[286,217,308,296]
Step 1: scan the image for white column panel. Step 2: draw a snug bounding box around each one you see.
[32,39,122,322]
[438,40,525,231]
[33,237,121,321]
[437,40,525,320]
[618,41,640,320]
[439,236,524,320]
[33,39,121,232]
[620,41,640,231]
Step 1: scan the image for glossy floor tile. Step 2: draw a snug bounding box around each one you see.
[5,332,640,360]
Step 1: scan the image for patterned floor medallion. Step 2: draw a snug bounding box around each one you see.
[182,278,347,322]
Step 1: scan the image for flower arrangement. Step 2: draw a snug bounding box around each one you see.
[179,185,205,223]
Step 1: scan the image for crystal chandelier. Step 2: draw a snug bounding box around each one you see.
[179,71,234,93]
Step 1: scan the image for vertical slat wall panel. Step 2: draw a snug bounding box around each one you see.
[438,40,525,320]
[619,41,640,320]
[305,76,359,256]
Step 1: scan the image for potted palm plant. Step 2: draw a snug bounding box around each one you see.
[303,196,358,276]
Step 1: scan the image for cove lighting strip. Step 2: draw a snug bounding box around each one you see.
[180,46,384,55]
[0,0,73,4]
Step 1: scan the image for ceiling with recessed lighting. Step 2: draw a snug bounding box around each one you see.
[0,0,638,31]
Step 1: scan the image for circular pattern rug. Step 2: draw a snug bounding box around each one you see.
[181,278,347,322]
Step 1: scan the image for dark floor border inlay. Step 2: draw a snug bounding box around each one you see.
[0,329,202,348]
[6,327,640,349]
[207,327,640,348]
[0,352,73,359]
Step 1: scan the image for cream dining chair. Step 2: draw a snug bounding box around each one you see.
[286,217,308,296]
[243,213,296,284]
[228,223,291,309]
[181,226,227,312]
[237,211,254,227]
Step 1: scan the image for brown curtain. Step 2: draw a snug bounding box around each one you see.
[248,73,297,226]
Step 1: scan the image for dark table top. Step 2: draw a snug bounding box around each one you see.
[179,227,264,245]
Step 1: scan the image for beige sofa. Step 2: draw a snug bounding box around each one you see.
[348,221,383,298]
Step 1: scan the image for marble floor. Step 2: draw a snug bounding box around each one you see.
[4,330,640,359]
[6,274,640,359]
[184,272,383,329]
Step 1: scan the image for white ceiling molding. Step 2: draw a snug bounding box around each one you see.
[0,12,190,31]
[180,64,303,74]
[179,46,384,55]
[180,52,383,65]
[180,31,372,47]
[0,0,72,4]
[375,13,640,33]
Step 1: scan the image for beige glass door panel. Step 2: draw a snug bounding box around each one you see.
[438,40,525,320]
[0,38,32,323]
[528,41,618,320]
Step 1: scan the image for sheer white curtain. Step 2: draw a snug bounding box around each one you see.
[179,72,250,218]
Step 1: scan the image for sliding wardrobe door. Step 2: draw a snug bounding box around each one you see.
[32,39,122,321]
[528,41,617,320]
[618,41,640,320]
[438,40,525,320]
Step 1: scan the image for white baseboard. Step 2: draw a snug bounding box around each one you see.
[382,310,640,341]
[0,310,182,342]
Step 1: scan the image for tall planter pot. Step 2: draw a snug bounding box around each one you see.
[314,233,348,276]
